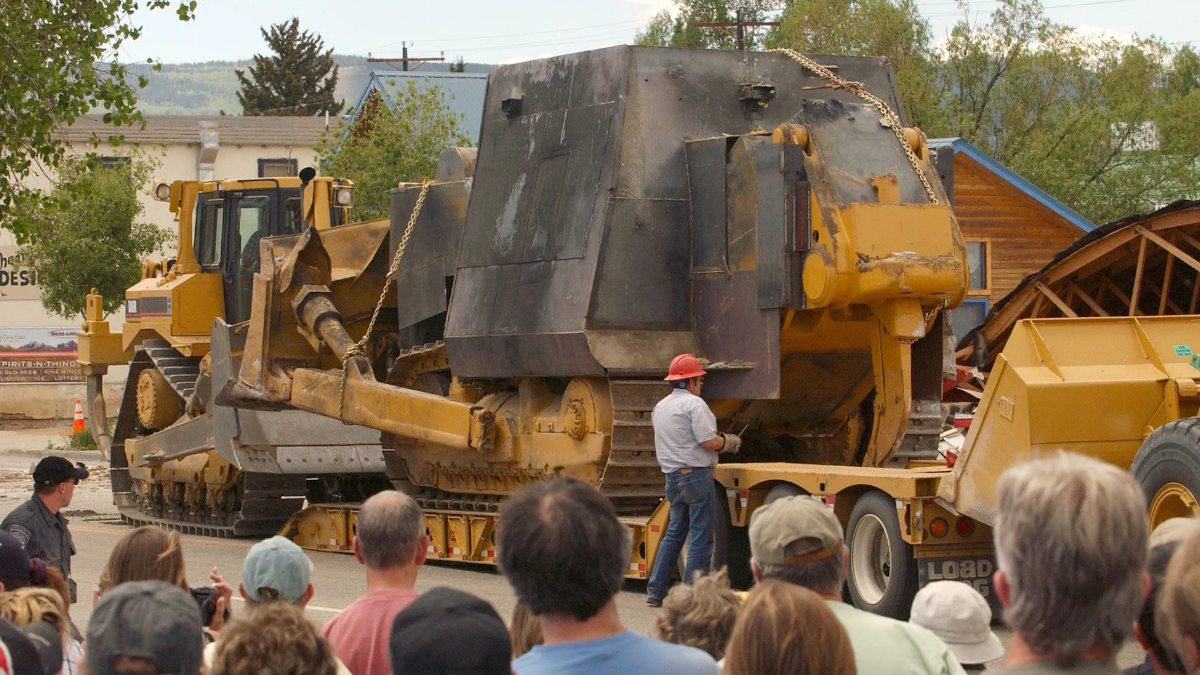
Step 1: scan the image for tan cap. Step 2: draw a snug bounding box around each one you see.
[749,495,843,566]
[1148,517,1200,549]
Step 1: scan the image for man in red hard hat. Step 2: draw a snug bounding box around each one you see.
[645,354,741,608]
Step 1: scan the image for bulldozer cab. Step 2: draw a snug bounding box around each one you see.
[194,184,305,323]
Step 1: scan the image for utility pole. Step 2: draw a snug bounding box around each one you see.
[368,42,445,72]
[695,12,780,51]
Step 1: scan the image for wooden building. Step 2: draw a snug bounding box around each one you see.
[928,138,1096,341]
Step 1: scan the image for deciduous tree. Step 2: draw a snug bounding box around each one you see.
[18,155,170,318]
[635,0,784,50]
[0,0,196,238]
[236,17,343,116]
[317,83,471,220]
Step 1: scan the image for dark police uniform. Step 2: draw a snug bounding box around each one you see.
[1,492,77,600]
[1,456,88,604]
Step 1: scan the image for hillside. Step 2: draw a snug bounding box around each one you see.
[127,55,493,116]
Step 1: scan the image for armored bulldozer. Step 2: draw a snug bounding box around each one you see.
[215,44,966,576]
[77,174,392,536]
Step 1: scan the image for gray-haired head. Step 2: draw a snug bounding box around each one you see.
[356,490,425,569]
[994,452,1148,667]
[753,537,846,595]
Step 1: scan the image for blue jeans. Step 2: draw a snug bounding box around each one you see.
[647,467,716,600]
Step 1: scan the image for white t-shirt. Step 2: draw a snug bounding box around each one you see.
[651,389,719,473]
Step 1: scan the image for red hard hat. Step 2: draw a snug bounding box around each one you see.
[665,353,707,381]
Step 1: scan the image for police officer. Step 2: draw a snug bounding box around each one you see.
[1,456,88,605]
[646,354,741,607]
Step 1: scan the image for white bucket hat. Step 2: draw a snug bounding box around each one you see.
[910,580,1005,666]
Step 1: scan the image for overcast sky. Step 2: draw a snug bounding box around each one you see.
[119,0,1196,65]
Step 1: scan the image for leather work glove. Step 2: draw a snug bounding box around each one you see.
[720,433,742,454]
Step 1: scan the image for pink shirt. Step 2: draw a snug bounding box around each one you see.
[323,589,420,675]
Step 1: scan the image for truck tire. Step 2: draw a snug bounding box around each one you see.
[846,489,919,619]
[1130,418,1200,529]
[712,481,754,589]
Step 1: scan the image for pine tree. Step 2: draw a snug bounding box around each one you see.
[236,17,343,116]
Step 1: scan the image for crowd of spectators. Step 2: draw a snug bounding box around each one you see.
[1,452,1199,675]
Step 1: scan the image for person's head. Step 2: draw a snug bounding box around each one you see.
[665,354,706,395]
[1137,539,1189,674]
[239,536,314,606]
[910,581,1004,667]
[84,580,205,675]
[723,579,855,675]
[98,527,188,596]
[353,490,427,571]
[748,495,845,595]
[389,587,511,675]
[497,478,629,621]
[654,567,743,660]
[211,601,336,675]
[0,587,68,644]
[0,617,45,675]
[509,601,543,658]
[1158,529,1200,673]
[0,535,70,617]
[20,619,63,675]
[994,452,1149,667]
[31,457,88,510]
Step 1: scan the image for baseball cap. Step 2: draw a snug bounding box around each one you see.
[19,620,62,675]
[910,580,1004,666]
[389,587,511,675]
[32,457,88,489]
[749,495,843,566]
[0,531,31,580]
[242,536,311,603]
[85,580,204,675]
[0,617,45,675]
[1148,517,1200,549]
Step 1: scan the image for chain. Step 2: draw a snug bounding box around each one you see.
[768,48,939,205]
[337,181,432,422]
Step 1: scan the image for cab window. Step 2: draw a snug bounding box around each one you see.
[194,199,224,268]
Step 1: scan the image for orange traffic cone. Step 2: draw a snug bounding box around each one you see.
[72,399,85,435]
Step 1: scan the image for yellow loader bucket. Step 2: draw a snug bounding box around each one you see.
[939,316,1200,524]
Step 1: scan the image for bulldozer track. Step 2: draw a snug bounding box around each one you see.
[111,340,307,538]
[601,379,672,514]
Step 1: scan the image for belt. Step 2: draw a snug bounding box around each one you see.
[677,467,711,475]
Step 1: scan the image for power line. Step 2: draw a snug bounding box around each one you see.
[923,0,1136,17]
[366,19,646,52]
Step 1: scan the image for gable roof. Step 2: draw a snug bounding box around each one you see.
[928,137,1095,233]
[59,115,331,147]
[352,71,488,143]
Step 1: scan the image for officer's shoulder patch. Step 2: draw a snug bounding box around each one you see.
[5,524,31,547]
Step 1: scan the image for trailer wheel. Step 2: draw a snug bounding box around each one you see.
[1130,418,1200,529]
[712,481,754,589]
[846,490,918,619]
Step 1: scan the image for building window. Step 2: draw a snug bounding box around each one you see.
[966,241,990,295]
[97,156,130,170]
[951,298,990,344]
[258,158,298,178]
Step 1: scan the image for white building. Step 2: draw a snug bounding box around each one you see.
[0,115,329,420]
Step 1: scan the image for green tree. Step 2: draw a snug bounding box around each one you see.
[768,0,941,130]
[236,17,343,116]
[18,154,170,318]
[0,0,196,238]
[934,0,1200,223]
[635,0,784,50]
[317,83,471,220]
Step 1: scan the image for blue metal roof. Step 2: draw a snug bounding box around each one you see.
[928,137,1095,233]
[351,71,488,144]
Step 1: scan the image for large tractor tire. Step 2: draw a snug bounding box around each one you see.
[1130,418,1200,529]
[845,489,919,619]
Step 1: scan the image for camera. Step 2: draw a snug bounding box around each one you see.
[190,586,231,627]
